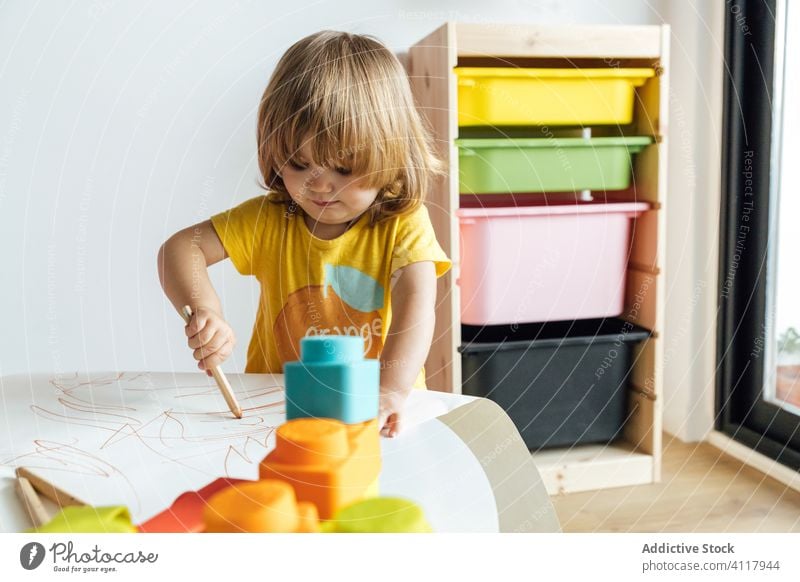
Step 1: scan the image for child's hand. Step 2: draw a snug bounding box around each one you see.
[184,306,236,376]
[378,388,411,438]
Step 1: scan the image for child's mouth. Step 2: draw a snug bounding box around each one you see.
[311,200,339,208]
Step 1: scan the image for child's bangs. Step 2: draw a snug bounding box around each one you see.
[316,125,404,189]
[279,112,403,190]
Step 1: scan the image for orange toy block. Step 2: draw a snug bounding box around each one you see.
[259,417,381,520]
[138,477,245,533]
[204,479,319,533]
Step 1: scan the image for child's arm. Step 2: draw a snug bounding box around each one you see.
[157,220,237,373]
[379,260,438,437]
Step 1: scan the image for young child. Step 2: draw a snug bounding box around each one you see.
[157,30,451,437]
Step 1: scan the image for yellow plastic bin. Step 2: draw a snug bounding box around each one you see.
[455,67,655,127]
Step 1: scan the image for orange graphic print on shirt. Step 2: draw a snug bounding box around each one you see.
[273,263,385,363]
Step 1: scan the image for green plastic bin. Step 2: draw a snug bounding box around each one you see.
[456,136,653,194]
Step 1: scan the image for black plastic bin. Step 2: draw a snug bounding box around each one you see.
[459,318,651,451]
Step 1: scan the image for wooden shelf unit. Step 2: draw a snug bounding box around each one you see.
[409,22,669,494]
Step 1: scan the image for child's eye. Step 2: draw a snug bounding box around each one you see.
[335,167,352,176]
[288,159,307,171]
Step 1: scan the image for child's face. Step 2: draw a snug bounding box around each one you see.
[281,138,379,238]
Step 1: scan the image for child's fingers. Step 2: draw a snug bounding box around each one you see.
[191,329,230,357]
[198,352,231,371]
[184,310,208,337]
[187,318,229,348]
[187,323,216,348]
[389,413,401,437]
[197,344,233,370]
[379,412,401,438]
[378,409,389,432]
[197,337,235,370]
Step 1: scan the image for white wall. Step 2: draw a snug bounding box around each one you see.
[659,0,725,441]
[2,0,721,442]
[0,0,665,379]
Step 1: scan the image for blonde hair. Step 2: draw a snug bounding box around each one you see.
[256,30,443,224]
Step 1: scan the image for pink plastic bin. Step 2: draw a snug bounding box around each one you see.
[457,201,649,325]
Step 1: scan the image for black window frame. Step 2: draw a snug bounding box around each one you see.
[717,0,800,469]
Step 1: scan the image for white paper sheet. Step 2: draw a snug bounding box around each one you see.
[1,372,287,524]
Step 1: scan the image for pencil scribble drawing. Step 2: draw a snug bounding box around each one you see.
[0,371,285,523]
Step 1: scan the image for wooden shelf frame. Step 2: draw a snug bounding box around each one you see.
[409,22,669,494]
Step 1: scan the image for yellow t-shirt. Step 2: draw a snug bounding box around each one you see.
[210,196,452,389]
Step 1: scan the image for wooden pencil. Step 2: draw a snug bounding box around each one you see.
[180,305,243,419]
[14,473,51,527]
[16,467,84,509]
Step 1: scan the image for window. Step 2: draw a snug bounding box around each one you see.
[717,0,800,469]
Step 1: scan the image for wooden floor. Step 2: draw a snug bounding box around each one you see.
[551,433,800,532]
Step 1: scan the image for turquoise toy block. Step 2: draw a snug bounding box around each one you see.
[284,336,380,424]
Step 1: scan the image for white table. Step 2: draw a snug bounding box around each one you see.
[0,372,558,533]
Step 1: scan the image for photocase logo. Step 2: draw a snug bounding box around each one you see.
[19,542,46,570]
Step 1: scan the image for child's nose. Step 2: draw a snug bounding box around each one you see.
[305,169,336,194]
